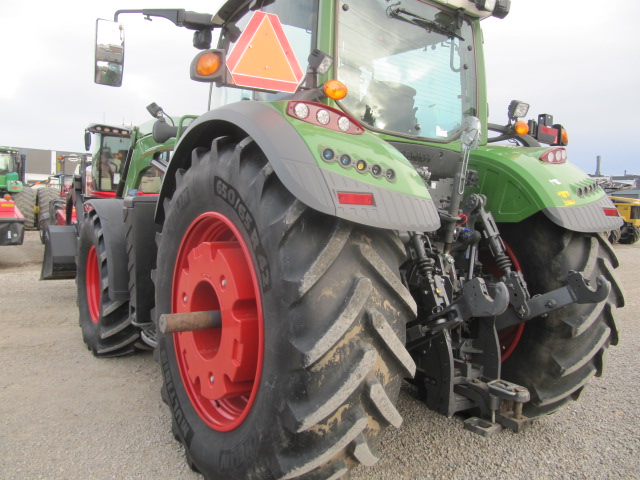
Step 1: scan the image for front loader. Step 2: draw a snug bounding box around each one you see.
[89,1,624,478]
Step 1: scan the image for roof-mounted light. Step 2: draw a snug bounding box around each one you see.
[508,100,529,120]
[87,124,131,137]
[475,0,496,11]
[472,0,510,18]
[308,49,333,75]
[493,0,511,18]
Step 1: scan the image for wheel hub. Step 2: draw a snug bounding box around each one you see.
[172,212,263,431]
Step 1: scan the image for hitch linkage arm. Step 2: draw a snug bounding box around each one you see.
[496,271,611,330]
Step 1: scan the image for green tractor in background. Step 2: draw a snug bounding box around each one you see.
[89,1,624,478]
[41,107,195,286]
[0,146,29,245]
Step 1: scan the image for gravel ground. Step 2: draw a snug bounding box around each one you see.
[1,231,639,480]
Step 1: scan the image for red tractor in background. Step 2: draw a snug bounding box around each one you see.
[41,123,132,278]
[35,154,82,243]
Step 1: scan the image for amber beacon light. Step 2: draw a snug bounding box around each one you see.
[196,52,221,76]
[323,80,348,101]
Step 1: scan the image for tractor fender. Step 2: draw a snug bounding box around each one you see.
[469,146,623,233]
[85,198,130,302]
[156,101,440,232]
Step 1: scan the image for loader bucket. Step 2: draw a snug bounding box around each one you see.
[41,224,78,279]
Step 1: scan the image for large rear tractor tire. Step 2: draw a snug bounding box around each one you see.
[76,209,139,357]
[13,186,37,229]
[498,214,624,417]
[36,187,61,244]
[618,224,640,244]
[154,135,416,479]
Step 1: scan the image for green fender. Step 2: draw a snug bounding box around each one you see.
[468,145,622,232]
[157,101,440,232]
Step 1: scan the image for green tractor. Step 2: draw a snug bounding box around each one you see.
[0,146,28,245]
[89,1,624,478]
[41,109,195,285]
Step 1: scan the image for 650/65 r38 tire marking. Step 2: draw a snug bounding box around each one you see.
[154,134,416,479]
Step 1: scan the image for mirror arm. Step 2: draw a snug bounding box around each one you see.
[114,9,216,31]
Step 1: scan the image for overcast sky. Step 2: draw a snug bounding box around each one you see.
[1,1,638,176]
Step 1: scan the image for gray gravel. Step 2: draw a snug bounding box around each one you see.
[1,231,639,480]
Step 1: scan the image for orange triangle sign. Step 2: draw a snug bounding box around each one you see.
[226,11,304,93]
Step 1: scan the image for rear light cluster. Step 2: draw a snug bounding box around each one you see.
[321,147,396,182]
[576,182,600,197]
[287,102,364,135]
[539,147,567,164]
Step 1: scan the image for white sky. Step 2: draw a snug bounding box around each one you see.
[1,1,638,175]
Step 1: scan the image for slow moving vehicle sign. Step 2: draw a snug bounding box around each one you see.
[226,11,304,93]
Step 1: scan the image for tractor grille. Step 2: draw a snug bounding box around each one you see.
[631,206,640,220]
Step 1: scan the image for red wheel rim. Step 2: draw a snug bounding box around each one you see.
[86,245,101,324]
[172,212,264,432]
[496,243,525,362]
[480,242,525,362]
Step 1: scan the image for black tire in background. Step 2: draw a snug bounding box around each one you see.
[76,209,139,357]
[619,224,640,244]
[36,188,61,243]
[154,135,416,479]
[608,227,622,244]
[498,213,623,417]
[13,186,37,229]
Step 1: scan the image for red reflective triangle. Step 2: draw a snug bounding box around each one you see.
[226,11,304,93]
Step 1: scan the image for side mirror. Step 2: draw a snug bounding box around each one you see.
[84,131,91,151]
[153,118,179,143]
[95,19,125,87]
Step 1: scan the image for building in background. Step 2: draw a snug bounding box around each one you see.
[18,148,87,183]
